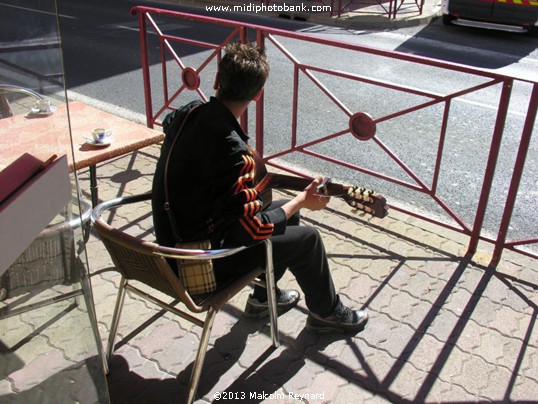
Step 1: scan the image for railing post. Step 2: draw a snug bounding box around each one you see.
[256,29,266,157]
[467,79,513,256]
[239,27,249,134]
[136,9,154,128]
[490,82,538,266]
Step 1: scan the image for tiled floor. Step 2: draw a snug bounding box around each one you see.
[84,146,538,403]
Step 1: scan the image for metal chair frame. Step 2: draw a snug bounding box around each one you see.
[91,193,279,404]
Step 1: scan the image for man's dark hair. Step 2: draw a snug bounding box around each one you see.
[217,42,270,102]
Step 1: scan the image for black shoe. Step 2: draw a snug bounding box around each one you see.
[306,298,368,334]
[244,289,300,319]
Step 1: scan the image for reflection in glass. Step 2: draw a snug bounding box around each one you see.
[0,1,109,402]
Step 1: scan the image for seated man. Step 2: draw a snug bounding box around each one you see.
[152,41,368,334]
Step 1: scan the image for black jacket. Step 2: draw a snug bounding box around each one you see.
[152,97,287,249]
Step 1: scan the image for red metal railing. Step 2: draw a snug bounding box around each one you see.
[131,6,537,267]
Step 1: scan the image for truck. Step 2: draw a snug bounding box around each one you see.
[442,0,538,33]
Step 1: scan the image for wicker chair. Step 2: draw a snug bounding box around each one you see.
[91,193,279,404]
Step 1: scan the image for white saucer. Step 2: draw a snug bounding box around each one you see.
[86,135,114,147]
[30,105,57,116]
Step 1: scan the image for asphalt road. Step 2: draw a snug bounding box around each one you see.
[1,0,536,247]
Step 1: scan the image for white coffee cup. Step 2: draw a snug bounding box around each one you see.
[92,128,110,142]
[35,98,51,112]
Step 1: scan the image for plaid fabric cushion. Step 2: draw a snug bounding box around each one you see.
[176,240,216,295]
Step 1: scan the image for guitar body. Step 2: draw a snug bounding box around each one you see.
[250,147,388,219]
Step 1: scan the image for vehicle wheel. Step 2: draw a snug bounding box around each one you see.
[528,26,538,37]
[442,14,455,26]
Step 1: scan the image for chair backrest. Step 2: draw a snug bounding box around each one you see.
[91,193,265,313]
[92,193,213,311]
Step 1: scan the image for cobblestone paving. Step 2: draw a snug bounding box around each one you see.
[82,146,537,403]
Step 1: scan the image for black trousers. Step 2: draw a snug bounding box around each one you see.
[214,201,338,317]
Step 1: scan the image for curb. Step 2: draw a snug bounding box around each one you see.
[165,0,444,30]
[293,10,443,30]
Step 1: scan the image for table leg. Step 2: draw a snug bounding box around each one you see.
[89,165,98,207]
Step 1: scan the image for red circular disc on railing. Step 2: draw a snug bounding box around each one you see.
[181,67,200,91]
[349,112,376,141]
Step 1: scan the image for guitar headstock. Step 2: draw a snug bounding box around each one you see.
[342,186,389,219]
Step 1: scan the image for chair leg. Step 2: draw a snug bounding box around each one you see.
[186,306,217,404]
[264,240,280,348]
[106,277,128,365]
[79,257,109,375]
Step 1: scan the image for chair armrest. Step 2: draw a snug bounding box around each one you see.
[153,244,251,261]
[92,192,261,262]
[40,196,92,236]
[91,192,151,224]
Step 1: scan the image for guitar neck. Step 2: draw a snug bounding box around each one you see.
[253,162,388,219]
[258,172,347,196]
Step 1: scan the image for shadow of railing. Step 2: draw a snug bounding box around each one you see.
[92,154,538,402]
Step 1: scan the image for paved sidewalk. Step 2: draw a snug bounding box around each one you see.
[83,145,538,403]
[2,2,536,403]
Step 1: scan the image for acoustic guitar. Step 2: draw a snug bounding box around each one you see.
[251,148,388,219]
